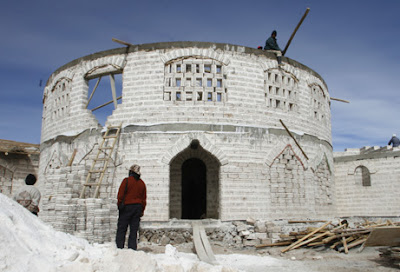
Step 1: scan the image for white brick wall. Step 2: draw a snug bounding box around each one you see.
[39,42,335,237]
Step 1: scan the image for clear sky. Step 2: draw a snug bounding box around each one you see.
[0,0,399,151]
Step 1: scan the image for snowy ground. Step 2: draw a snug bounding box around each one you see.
[0,193,396,272]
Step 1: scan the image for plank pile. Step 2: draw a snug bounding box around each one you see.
[256,220,400,254]
[378,247,400,268]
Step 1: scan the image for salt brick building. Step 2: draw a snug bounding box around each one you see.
[6,41,397,245]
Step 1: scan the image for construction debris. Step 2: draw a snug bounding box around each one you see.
[256,220,400,254]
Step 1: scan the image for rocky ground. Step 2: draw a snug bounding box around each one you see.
[138,242,399,272]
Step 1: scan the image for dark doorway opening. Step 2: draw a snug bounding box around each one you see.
[181,158,206,219]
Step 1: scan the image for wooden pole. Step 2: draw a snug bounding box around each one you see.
[282,8,310,56]
[112,38,134,47]
[279,119,309,160]
[86,77,102,108]
[330,97,350,103]
[91,96,122,112]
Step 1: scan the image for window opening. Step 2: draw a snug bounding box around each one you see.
[86,73,122,126]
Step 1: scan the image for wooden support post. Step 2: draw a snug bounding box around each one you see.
[279,119,309,160]
[282,8,310,56]
[109,74,118,109]
[86,77,102,108]
[67,149,77,166]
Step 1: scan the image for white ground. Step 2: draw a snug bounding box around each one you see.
[0,193,396,272]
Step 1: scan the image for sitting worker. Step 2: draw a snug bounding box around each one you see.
[388,134,400,147]
[264,30,283,65]
[13,174,41,216]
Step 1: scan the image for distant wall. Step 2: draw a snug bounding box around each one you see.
[334,146,400,217]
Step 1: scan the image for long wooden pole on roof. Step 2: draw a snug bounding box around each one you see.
[282,8,310,56]
[112,38,134,47]
[330,97,350,103]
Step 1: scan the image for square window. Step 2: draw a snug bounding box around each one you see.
[276,100,280,108]
[204,64,211,73]
[196,64,200,73]
[217,79,222,88]
[197,92,203,101]
[176,78,181,87]
[216,65,222,73]
[186,92,192,101]
[207,92,212,101]
[196,78,202,87]
[186,64,191,73]
[207,78,212,87]
[176,64,181,73]
[217,93,222,101]
[176,92,181,101]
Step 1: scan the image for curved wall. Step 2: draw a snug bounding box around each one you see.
[39,42,335,229]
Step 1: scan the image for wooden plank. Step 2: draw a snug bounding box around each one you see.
[282,221,331,253]
[199,225,217,264]
[290,223,345,250]
[192,223,214,264]
[363,227,400,247]
[256,241,292,248]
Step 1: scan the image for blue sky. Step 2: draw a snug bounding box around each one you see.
[0,0,399,151]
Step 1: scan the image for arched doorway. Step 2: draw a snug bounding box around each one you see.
[181,158,206,219]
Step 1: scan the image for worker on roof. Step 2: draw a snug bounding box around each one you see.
[264,30,283,66]
[388,134,400,147]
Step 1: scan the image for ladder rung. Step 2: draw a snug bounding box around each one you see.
[107,125,121,129]
[83,183,99,186]
[104,135,118,139]
[95,158,109,161]
[89,170,104,173]
[99,146,113,150]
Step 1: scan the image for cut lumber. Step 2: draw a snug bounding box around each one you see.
[281,221,331,253]
[256,241,292,249]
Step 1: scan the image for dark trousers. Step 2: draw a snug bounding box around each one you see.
[116,204,142,250]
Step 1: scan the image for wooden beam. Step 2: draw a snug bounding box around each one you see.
[91,96,122,112]
[282,8,310,56]
[279,119,309,160]
[86,77,102,108]
[67,149,77,166]
[109,74,118,109]
[112,37,134,47]
[282,221,330,253]
[330,97,350,103]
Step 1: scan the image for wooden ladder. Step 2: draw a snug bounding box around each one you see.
[80,124,122,198]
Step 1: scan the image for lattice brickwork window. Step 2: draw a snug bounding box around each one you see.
[264,70,298,112]
[50,78,71,120]
[310,84,328,123]
[164,58,226,102]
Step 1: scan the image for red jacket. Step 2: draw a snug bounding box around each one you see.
[117,176,147,214]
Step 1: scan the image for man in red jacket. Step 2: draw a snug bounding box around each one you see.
[116,164,147,250]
